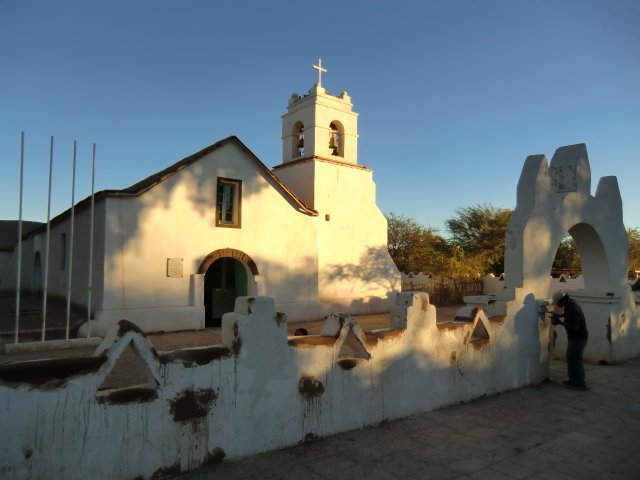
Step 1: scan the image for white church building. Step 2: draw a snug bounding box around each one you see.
[6,78,400,335]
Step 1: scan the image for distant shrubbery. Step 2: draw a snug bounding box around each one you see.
[386,206,640,277]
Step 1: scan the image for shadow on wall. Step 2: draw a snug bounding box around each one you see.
[296,292,539,426]
[98,253,320,323]
[284,291,548,432]
[103,142,299,281]
[506,145,628,300]
[0,293,550,480]
[512,293,546,379]
[321,246,400,294]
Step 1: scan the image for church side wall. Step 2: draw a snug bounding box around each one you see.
[314,162,400,313]
[8,201,106,314]
[100,142,321,332]
[272,161,315,207]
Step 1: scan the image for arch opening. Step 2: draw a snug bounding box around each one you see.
[199,249,258,328]
[548,223,610,295]
[551,233,582,277]
[204,257,248,327]
[292,121,304,158]
[329,121,344,157]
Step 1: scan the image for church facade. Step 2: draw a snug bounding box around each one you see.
[10,80,400,335]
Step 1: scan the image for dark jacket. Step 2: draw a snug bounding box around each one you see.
[563,297,588,339]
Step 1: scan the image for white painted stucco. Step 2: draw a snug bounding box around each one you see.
[0,293,549,480]
[281,84,358,165]
[2,138,639,479]
[503,144,640,363]
[6,82,399,335]
[97,141,322,332]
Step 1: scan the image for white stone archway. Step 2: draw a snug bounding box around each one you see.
[503,143,638,363]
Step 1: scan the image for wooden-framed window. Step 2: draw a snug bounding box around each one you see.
[216,178,241,228]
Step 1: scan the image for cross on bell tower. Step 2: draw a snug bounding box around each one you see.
[313,59,327,87]
[279,62,359,166]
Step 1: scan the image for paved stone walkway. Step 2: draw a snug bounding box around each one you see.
[169,358,640,480]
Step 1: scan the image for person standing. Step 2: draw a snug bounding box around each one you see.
[551,290,589,390]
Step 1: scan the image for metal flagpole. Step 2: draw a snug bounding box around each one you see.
[14,132,25,344]
[65,141,77,339]
[41,136,54,341]
[86,144,96,338]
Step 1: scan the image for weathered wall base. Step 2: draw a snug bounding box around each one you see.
[0,292,564,479]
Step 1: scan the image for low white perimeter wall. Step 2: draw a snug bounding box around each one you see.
[0,293,550,480]
[483,274,586,297]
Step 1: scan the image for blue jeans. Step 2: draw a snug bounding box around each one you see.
[566,335,588,386]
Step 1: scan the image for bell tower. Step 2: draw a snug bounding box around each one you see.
[274,60,365,210]
[280,60,359,165]
[273,61,400,308]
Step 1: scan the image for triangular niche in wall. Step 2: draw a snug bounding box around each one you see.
[470,319,490,343]
[339,329,371,360]
[95,341,158,404]
[337,329,371,370]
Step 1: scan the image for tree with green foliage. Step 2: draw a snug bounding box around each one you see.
[552,229,640,275]
[444,204,512,275]
[386,213,448,274]
[628,227,640,273]
[552,234,581,271]
[387,207,640,283]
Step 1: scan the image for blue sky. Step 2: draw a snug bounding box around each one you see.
[1,0,639,233]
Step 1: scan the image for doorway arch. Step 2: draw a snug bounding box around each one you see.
[198,249,259,327]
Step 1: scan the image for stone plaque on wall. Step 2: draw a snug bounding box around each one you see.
[550,164,577,193]
[166,258,184,278]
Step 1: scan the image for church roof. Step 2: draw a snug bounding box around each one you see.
[22,136,318,239]
[106,136,318,216]
[0,221,44,250]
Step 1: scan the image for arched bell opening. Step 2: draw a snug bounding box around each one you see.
[329,121,344,157]
[292,121,304,158]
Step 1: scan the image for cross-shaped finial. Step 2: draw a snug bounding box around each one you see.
[313,59,327,87]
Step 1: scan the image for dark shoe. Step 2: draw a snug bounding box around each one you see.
[564,380,588,390]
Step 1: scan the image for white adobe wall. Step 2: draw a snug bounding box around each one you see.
[270,159,315,207]
[281,85,358,165]
[483,274,586,298]
[98,141,322,334]
[503,143,640,364]
[0,293,548,480]
[483,274,505,296]
[313,160,400,312]
[505,144,628,297]
[1,202,107,315]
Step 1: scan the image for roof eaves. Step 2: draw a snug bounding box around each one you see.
[23,136,318,241]
[230,139,318,217]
